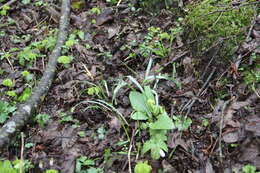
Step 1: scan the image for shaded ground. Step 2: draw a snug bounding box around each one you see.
[0,0,259,172]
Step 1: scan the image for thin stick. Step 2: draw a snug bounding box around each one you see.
[0,0,71,149]
[20,132,24,173]
[117,0,122,6]
[218,101,228,163]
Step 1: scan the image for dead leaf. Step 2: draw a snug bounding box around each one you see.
[245,116,260,136]
[96,8,113,26]
[109,116,121,132]
[107,26,120,39]
[162,160,177,173]
[167,132,189,151]
[223,131,239,143]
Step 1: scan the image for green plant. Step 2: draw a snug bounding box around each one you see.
[0,5,10,16]
[22,0,31,4]
[78,131,86,137]
[17,87,32,102]
[76,156,95,173]
[25,142,35,149]
[90,7,101,15]
[57,55,73,67]
[59,112,78,125]
[17,47,40,66]
[134,161,152,173]
[21,71,34,82]
[129,86,175,159]
[0,160,17,173]
[172,115,192,131]
[6,91,17,97]
[201,118,209,127]
[87,86,101,97]
[63,32,78,51]
[45,169,59,173]
[138,26,182,59]
[71,0,85,9]
[242,164,260,173]
[185,0,255,56]
[0,159,33,173]
[35,113,50,128]
[0,100,16,124]
[14,30,57,66]
[2,78,14,87]
[97,127,106,140]
[77,30,85,41]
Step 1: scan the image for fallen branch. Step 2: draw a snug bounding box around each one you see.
[0,0,70,149]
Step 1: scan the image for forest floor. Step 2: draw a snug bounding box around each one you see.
[0,0,259,173]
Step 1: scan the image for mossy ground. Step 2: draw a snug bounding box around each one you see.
[185,0,256,59]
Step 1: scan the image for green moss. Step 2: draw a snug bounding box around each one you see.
[185,0,256,56]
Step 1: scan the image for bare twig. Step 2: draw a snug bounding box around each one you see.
[20,132,24,173]
[218,101,229,164]
[0,0,71,150]
[235,9,257,68]
[181,67,216,115]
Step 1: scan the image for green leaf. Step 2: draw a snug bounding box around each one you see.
[149,113,174,130]
[2,78,13,87]
[142,138,168,160]
[149,129,167,141]
[77,31,85,40]
[0,101,16,124]
[45,169,58,173]
[6,91,17,97]
[242,164,257,173]
[58,56,73,65]
[159,32,170,40]
[143,86,154,101]
[131,111,148,120]
[17,87,32,102]
[134,161,152,173]
[129,91,149,113]
[173,115,192,131]
[65,39,76,47]
[22,0,31,4]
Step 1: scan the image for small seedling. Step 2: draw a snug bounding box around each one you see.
[17,87,32,102]
[35,113,50,128]
[172,115,192,131]
[0,5,10,16]
[0,100,16,124]
[242,164,260,173]
[78,131,86,137]
[25,142,35,149]
[57,55,73,67]
[45,169,58,173]
[2,78,13,87]
[76,156,95,173]
[21,70,33,81]
[90,7,101,15]
[202,118,209,127]
[134,161,152,173]
[6,91,17,97]
[97,127,106,140]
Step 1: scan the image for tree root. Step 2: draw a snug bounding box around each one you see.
[0,0,71,150]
